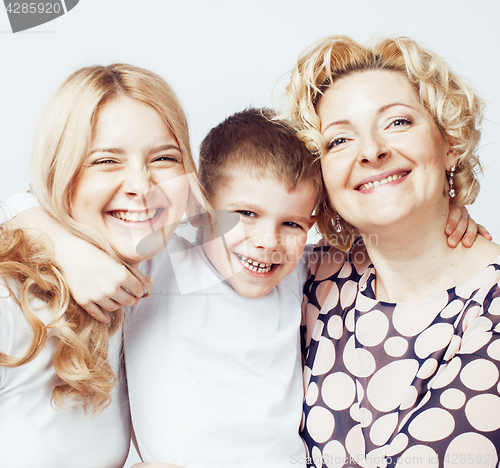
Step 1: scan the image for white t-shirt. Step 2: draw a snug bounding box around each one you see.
[0,279,131,468]
[125,233,309,467]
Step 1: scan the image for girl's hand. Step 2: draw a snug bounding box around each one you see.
[445,204,492,248]
[10,207,146,323]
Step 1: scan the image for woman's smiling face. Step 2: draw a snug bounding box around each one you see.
[317,69,455,236]
[70,96,189,265]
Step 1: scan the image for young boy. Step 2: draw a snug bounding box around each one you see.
[124,108,321,468]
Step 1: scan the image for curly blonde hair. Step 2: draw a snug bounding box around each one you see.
[0,63,197,415]
[286,35,483,250]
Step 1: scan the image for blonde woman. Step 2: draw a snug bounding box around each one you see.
[287,36,500,467]
[0,64,197,468]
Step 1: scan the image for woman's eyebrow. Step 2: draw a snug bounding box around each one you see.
[378,102,417,113]
[322,119,350,135]
[321,103,418,134]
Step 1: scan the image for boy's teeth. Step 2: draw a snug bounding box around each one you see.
[238,255,272,273]
[112,209,157,222]
[360,174,402,191]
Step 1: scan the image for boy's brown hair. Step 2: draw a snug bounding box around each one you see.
[199,107,321,202]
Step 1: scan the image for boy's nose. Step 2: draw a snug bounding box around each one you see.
[250,226,280,251]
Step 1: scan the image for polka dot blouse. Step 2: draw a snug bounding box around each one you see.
[301,241,500,468]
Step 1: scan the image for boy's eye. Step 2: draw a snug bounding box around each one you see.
[283,221,301,229]
[236,210,256,218]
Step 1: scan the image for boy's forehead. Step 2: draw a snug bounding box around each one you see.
[217,170,317,217]
[224,166,319,196]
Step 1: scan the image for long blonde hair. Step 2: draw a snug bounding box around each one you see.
[286,36,483,250]
[0,64,198,415]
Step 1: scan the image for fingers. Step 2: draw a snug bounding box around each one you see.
[445,205,463,236]
[460,215,477,248]
[82,302,111,324]
[478,224,493,241]
[447,207,469,248]
[121,273,149,299]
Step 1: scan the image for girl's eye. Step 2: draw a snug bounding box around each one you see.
[236,210,256,218]
[388,117,411,128]
[153,155,179,163]
[92,158,118,165]
[326,136,349,150]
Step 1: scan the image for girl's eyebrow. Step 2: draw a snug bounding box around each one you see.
[147,144,181,156]
[88,144,182,157]
[88,147,125,156]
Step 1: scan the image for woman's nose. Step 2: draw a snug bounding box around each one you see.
[358,133,390,165]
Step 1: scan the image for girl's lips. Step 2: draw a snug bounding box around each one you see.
[235,253,276,275]
[356,170,411,192]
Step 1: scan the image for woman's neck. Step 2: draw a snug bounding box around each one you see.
[360,213,500,303]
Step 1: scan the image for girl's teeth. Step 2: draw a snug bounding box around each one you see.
[112,209,157,222]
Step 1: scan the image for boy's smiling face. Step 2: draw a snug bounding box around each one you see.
[202,172,317,298]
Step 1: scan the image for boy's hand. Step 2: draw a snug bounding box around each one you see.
[9,207,146,323]
[445,205,492,248]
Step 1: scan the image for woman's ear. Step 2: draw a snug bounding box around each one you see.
[445,147,459,171]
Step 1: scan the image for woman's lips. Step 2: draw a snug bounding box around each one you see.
[356,170,411,191]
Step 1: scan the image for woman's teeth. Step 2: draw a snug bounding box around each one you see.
[359,173,403,191]
[238,254,273,273]
[111,209,157,222]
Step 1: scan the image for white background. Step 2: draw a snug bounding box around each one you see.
[0,1,499,465]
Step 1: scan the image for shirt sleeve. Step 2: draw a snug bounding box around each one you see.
[0,193,39,224]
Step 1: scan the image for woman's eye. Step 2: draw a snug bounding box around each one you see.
[236,210,256,218]
[326,136,349,150]
[389,117,411,128]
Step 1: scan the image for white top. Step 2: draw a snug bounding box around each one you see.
[0,279,131,468]
[125,233,309,467]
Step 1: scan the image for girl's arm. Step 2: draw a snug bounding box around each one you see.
[4,199,489,324]
[8,206,146,323]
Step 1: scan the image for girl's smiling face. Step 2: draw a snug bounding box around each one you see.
[71,96,189,265]
[317,69,454,236]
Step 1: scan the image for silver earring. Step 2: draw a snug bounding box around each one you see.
[334,214,342,233]
[448,166,456,198]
